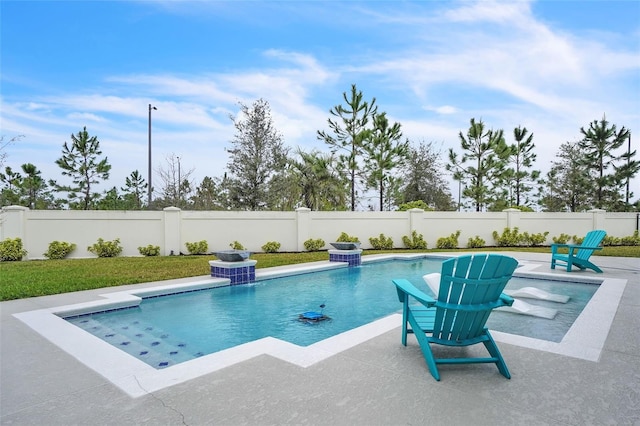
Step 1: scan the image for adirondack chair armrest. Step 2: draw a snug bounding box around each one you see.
[392,279,436,307]
[437,299,513,311]
[551,243,569,254]
[575,246,603,251]
[431,292,514,311]
[499,293,514,307]
[551,243,603,255]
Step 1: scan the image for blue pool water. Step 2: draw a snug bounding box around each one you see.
[66,258,598,369]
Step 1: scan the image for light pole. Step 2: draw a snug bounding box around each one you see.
[177,156,181,207]
[452,168,463,212]
[148,104,157,208]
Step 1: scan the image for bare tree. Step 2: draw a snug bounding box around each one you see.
[0,135,24,168]
[155,154,194,209]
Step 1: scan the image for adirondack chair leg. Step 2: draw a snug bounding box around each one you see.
[409,315,440,380]
[482,332,511,379]
[401,320,408,346]
[401,296,409,346]
[590,263,603,273]
[566,259,572,272]
[418,340,440,381]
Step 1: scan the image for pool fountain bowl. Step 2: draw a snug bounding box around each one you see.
[329,242,361,250]
[214,250,251,262]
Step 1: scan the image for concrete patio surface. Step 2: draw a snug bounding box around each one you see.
[1,252,639,425]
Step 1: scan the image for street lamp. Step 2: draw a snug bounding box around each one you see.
[148,104,157,208]
[177,156,181,206]
[451,168,463,212]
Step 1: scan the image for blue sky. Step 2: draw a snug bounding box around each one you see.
[2,0,639,207]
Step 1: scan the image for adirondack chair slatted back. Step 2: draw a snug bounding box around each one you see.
[432,255,518,342]
[576,230,606,260]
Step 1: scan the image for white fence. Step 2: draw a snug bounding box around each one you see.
[1,205,637,260]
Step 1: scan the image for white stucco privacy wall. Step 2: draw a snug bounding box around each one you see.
[1,205,637,260]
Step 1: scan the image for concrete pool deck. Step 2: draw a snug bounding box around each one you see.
[1,252,639,425]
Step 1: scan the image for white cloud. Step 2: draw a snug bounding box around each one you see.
[66,112,106,123]
[424,105,459,115]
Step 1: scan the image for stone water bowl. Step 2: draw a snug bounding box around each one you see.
[329,242,361,250]
[214,250,251,262]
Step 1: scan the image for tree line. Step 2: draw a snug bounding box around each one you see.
[1,85,638,212]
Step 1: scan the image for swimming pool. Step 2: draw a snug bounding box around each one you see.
[14,254,627,397]
[64,257,597,369]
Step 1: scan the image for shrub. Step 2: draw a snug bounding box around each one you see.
[138,244,161,256]
[521,231,549,247]
[509,205,535,212]
[0,237,27,261]
[603,235,621,246]
[572,235,584,245]
[552,233,571,244]
[402,231,427,249]
[336,232,359,243]
[369,233,393,250]
[185,240,208,255]
[304,238,325,251]
[467,236,485,248]
[620,231,640,246]
[87,238,123,258]
[44,241,76,259]
[261,241,281,253]
[492,227,523,247]
[397,200,433,211]
[229,241,246,250]
[436,230,461,249]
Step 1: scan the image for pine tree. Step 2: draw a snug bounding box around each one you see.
[447,118,509,211]
[362,113,408,211]
[54,127,111,210]
[504,126,540,207]
[317,84,377,211]
[20,163,48,209]
[121,170,147,210]
[579,116,634,210]
[540,142,594,212]
[401,141,455,211]
[0,166,22,206]
[226,99,288,210]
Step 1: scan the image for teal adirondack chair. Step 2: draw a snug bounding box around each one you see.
[393,254,518,381]
[550,230,606,273]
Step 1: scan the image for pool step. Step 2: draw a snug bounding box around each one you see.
[67,317,199,368]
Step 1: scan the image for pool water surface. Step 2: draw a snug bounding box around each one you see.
[65,258,597,369]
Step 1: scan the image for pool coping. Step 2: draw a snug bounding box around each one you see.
[13,254,627,398]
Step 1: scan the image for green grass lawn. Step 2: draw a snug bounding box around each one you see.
[1,246,638,301]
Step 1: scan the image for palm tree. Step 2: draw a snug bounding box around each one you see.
[291,149,347,210]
